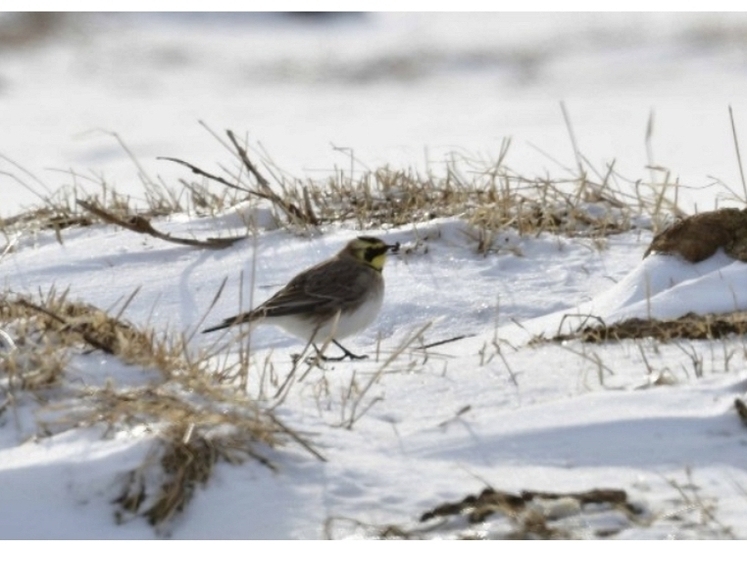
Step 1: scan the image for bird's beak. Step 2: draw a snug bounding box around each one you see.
[387,242,401,253]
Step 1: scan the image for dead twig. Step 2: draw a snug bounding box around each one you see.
[77,199,244,249]
[17,297,117,354]
[267,411,327,462]
[416,333,475,351]
[160,129,316,226]
[729,106,747,202]
[226,130,318,225]
[157,156,257,196]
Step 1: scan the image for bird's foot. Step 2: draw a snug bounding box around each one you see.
[318,351,369,362]
[310,342,368,362]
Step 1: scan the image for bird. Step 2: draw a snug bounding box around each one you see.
[202,236,399,360]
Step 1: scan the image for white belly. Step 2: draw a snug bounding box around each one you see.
[268,287,384,344]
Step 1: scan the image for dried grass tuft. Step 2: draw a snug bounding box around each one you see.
[3,127,692,258]
[0,289,308,528]
[540,311,747,344]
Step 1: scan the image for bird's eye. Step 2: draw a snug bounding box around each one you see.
[364,244,388,262]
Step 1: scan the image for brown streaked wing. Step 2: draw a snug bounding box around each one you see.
[258,257,372,319]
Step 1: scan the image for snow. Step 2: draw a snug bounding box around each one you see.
[512,250,747,342]
[1,13,747,540]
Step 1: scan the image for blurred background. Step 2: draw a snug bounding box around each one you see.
[3,12,747,215]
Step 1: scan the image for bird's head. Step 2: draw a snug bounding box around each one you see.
[342,236,400,272]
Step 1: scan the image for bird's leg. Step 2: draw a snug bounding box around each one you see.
[311,341,368,361]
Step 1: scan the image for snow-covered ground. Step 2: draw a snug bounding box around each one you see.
[1,12,747,540]
[1,215,746,539]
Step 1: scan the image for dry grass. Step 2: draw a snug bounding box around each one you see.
[242,145,681,251]
[0,289,317,529]
[2,128,689,256]
[0,183,247,241]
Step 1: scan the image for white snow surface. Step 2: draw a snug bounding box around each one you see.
[1,13,747,540]
[1,215,746,539]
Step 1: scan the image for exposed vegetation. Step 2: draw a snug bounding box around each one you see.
[2,128,693,257]
[0,289,321,529]
[539,311,747,344]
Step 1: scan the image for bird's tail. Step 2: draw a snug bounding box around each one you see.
[202,313,253,334]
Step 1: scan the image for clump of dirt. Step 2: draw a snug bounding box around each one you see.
[417,486,644,539]
[644,207,747,263]
[323,485,647,539]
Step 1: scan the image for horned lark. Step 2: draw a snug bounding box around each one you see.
[203,236,399,360]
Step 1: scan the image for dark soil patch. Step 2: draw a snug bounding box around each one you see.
[543,312,747,344]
